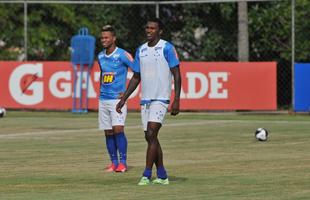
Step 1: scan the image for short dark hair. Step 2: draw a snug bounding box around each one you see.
[101,25,116,36]
[147,18,164,30]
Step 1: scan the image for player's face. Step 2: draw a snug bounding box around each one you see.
[145,21,162,42]
[101,31,116,49]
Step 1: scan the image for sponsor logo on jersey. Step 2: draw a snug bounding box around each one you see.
[113,53,120,59]
[102,72,115,84]
[112,53,121,65]
[155,47,162,51]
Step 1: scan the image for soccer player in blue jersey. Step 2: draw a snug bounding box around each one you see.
[116,18,182,185]
[98,25,134,173]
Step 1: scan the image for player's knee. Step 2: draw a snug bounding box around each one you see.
[144,134,150,143]
[112,126,124,134]
[145,134,155,143]
[104,129,113,136]
[145,130,157,143]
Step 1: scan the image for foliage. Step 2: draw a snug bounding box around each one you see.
[295,0,310,62]
[248,1,291,62]
[0,3,156,60]
[0,4,24,60]
[0,1,308,62]
[160,3,238,61]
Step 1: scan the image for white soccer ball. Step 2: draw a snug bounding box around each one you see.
[255,128,268,141]
[0,107,6,118]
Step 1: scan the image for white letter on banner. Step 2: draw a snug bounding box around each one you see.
[9,63,43,105]
[74,72,96,98]
[94,71,101,83]
[186,72,208,99]
[49,71,71,98]
[209,72,228,99]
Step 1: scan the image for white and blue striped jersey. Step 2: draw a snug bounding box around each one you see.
[98,47,134,100]
[132,39,180,104]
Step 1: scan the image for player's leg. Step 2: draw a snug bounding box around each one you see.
[148,102,169,185]
[146,122,168,174]
[99,100,118,172]
[155,141,164,173]
[152,142,169,184]
[138,103,152,185]
[145,122,161,171]
[139,124,161,185]
[113,125,127,172]
[104,130,118,172]
[138,101,169,185]
[146,123,168,184]
[111,100,128,172]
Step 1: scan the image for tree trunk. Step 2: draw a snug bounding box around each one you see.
[238,1,249,61]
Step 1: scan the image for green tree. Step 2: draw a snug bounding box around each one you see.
[161,3,238,61]
[0,4,24,60]
[295,0,310,62]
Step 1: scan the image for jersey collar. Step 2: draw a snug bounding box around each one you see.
[104,47,118,57]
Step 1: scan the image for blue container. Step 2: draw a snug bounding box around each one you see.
[71,27,95,66]
[70,27,96,113]
[294,63,310,112]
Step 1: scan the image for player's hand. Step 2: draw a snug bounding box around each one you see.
[170,100,180,116]
[117,92,124,99]
[116,98,125,114]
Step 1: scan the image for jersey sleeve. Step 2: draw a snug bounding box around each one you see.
[121,50,135,70]
[164,42,180,68]
[97,52,103,70]
[132,48,141,73]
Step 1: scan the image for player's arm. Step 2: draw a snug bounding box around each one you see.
[98,60,103,86]
[116,72,141,113]
[164,43,181,116]
[170,65,181,116]
[98,61,102,85]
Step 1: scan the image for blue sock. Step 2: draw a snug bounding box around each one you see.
[114,132,127,165]
[105,135,118,166]
[157,166,167,179]
[143,168,152,179]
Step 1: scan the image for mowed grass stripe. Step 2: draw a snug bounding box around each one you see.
[1,119,310,138]
[0,112,309,200]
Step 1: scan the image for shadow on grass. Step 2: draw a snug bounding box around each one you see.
[168,176,188,183]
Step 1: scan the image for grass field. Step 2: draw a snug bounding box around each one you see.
[0,111,309,200]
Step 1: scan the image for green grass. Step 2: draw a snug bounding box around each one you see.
[0,111,309,200]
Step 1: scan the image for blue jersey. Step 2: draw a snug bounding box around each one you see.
[98,47,134,100]
[132,39,180,104]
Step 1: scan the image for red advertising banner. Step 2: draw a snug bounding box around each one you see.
[0,61,277,111]
[180,62,277,110]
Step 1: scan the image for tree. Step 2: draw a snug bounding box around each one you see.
[238,1,249,61]
[0,4,24,60]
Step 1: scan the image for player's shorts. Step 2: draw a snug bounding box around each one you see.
[141,101,169,131]
[98,99,127,130]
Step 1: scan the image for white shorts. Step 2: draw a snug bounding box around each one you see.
[141,101,169,131]
[98,99,127,130]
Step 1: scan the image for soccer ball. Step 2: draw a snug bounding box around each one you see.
[0,107,6,118]
[255,128,268,141]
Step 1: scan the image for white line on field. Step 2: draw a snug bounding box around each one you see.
[0,119,309,138]
[0,120,210,138]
